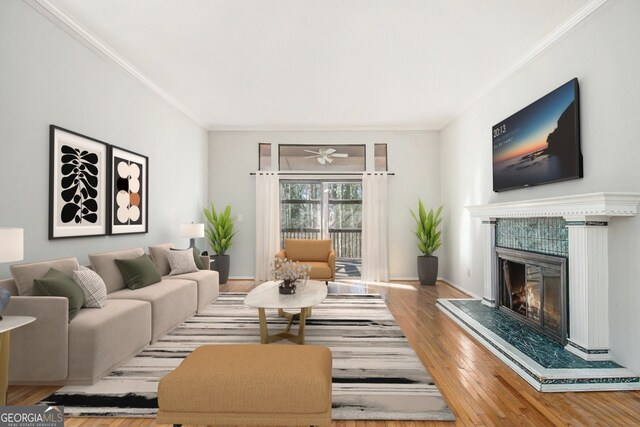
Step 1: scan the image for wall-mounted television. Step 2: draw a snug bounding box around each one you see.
[492,78,582,192]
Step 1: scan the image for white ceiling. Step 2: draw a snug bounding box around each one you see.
[43,0,595,131]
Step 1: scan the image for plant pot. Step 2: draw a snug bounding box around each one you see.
[210,254,230,284]
[417,255,438,286]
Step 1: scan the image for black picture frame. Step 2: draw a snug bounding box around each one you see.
[49,125,110,239]
[108,145,149,235]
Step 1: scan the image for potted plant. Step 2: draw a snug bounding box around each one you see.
[203,203,237,284]
[409,200,443,286]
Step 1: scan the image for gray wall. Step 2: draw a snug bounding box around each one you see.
[440,0,640,371]
[0,1,208,277]
[208,130,440,279]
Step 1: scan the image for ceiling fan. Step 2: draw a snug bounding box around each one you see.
[304,148,349,164]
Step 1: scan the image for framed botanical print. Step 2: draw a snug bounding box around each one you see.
[49,125,109,239]
[109,146,148,235]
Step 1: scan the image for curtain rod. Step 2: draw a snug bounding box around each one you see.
[249,172,395,176]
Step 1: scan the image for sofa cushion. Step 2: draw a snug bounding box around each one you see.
[67,299,152,384]
[73,266,108,308]
[164,270,219,311]
[167,249,198,275]
[10,257,79,296]
[89,248,145,293]
[149,243,175,276]
[108,279,197,341]
[115,254,161,290]
[150,244,206,274]
[284,239,332,262]
[32,268,85,321]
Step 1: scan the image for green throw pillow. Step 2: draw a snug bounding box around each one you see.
[115,254,161,290]
[32,268,85,322]
[171,247,206,270]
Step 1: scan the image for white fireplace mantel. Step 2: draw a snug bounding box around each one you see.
[466,192,640,219]
[465,192,640,361]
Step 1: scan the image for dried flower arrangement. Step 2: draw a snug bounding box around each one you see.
[272,256,311,285]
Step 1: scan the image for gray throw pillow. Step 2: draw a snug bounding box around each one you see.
[73,266,107,308]
[170,247,206,270]
[166,249,198,275]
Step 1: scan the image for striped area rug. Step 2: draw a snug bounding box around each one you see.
[41,292,455,421]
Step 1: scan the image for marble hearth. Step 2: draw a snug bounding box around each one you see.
[437,192,640,392]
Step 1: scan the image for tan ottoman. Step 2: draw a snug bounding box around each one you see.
[157,344,332,426]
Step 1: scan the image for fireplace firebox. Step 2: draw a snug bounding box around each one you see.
[496,247,568,344]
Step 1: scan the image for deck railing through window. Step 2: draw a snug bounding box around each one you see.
[281,228,362,258]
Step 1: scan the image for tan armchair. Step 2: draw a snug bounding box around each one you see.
[275,239,336,283]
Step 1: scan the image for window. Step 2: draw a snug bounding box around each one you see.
[278,145,366,171]
[258,143,271,170]
[280,180,362,277]
[374,143,388,171]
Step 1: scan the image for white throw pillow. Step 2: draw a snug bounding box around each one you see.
[73,266,107,308]
[166,249,198,275]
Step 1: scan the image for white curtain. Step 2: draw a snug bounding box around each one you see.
[361,172,389,282]
[255,172,281,281]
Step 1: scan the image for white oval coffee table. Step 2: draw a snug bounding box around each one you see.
[244,280,327,344]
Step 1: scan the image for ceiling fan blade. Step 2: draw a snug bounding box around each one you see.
[325,156,334,163]
[332,153,349,157]
[323,148,336,154]
[317,157,326,165]
[304,149,320,155]
[305,155,321,158]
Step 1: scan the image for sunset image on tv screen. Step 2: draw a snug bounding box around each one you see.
[492,79,581,192]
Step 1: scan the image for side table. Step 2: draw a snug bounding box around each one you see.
[0,316,36,405]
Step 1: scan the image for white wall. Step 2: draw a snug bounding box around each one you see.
[208,130,440,279]
[0,1,208,277]
[440,0,640,371]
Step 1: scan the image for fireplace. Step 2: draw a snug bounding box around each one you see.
[468,193,640,361]
[496,247,567,344]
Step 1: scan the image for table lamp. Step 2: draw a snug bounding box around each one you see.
[0,227,23,263]
[0,227,23,320]
[180,223,204,253]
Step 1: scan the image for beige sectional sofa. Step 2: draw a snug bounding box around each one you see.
[0,245,219,385]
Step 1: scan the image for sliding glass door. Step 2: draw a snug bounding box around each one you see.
[280,181,322,240]
[280,180,362,277]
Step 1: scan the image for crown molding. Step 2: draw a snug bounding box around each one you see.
[24,0,207,129]
[207,125,439,132]
[442,0,609,131]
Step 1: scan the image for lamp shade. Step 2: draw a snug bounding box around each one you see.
[180,223,204,239]
[0,227,24,263]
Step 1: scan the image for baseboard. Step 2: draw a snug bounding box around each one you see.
[389,276,419,281]
[228,276,255,280]
[438,277,480,299]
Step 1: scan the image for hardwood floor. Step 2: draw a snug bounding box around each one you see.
[8,279,640,426]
